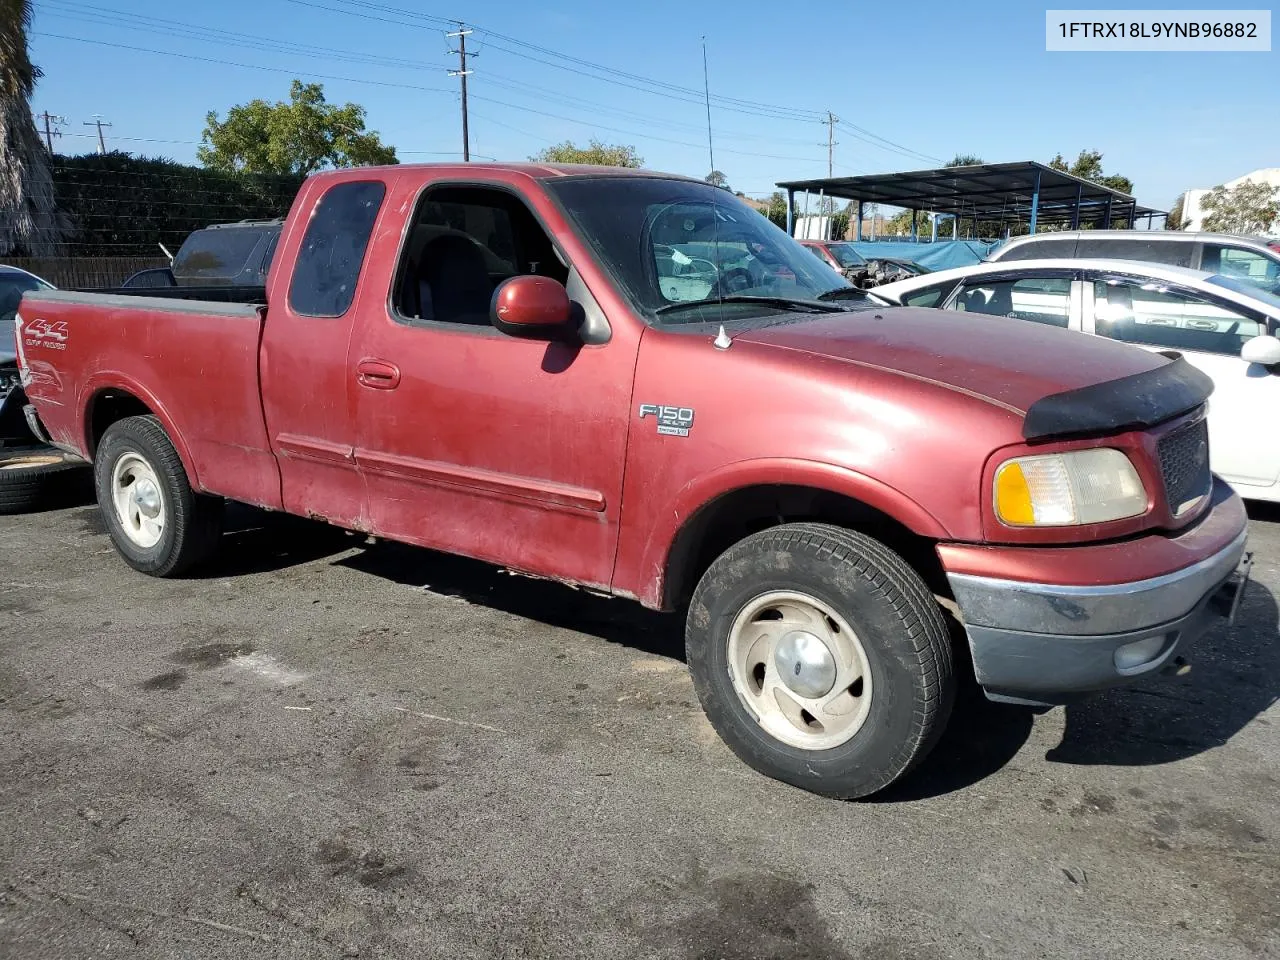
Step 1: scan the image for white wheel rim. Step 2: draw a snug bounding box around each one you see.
[111,453,166,549]
[727,590,873,751]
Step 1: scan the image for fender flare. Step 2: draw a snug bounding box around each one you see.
[80,373,203,491]
[632,457,951,608]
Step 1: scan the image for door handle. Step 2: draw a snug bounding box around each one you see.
[356,358,401,389]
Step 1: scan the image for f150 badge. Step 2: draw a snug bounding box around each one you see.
[638,403,694,437]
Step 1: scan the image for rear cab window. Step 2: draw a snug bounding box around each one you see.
[173,227,272,283]
[288,181,387,318]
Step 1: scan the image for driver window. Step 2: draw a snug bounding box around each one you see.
[393,185,567,326]
[1092,279,1263,355]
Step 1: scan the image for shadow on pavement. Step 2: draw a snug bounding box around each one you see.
[875,612,1038,802]
[338,539,684,661]
[1047,579,1279,766]
[202,505,361,578]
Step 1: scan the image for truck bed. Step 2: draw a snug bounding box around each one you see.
[16,288,282,510]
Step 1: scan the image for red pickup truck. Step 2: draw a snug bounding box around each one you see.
[16,163,1250,798]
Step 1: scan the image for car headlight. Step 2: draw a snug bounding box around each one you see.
[994,449,1147,526]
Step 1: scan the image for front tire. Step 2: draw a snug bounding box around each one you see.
[686,522,954,799]
[94,415,224,576]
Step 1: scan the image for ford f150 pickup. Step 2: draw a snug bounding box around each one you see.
[16,163,1251,799]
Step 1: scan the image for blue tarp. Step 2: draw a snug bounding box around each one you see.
[844,240,996,271]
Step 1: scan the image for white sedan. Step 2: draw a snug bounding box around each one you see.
[870,258,1280,502]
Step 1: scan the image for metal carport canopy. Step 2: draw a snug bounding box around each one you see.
[776,161,1164,226]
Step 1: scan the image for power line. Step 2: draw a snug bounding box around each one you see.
[34,32,455,96]
[41,0,445,71]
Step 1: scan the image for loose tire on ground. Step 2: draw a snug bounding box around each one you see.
[685,522,955,799]
[0,446,91,514]
[94,415,224,576]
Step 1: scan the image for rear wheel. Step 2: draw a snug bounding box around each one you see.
[94,415,224,576]
[685,522,954,799]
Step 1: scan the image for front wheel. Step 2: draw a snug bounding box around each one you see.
[94,415,224,577]
[686,522,954,799]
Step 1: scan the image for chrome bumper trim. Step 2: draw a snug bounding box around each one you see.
[946,528,1248,637]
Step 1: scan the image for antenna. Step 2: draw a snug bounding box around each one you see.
[701,37,715,175]
[701,36,724,323]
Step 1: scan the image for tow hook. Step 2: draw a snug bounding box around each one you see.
[1161,656,1191,677]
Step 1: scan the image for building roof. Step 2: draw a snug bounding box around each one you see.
[777,161,1165,224]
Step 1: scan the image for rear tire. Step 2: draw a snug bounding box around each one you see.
[685,522,954,799]
[94,415,224,576]
[0,446,91,514]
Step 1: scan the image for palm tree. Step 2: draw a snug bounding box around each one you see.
[1,0,63,256]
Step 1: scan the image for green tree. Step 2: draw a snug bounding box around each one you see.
[947,154,984,166]
[1166,193,1187,230]
[705,169,730,190]
[885,208,931,236]
[1200,180,1280,234]
[530,139,643,167]
[762,191,787,228]
[1048,149,1133,195]
[199,80,397,176]
[0,0,64,255]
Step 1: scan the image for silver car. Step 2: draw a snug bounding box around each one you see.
[987,230,1280,297]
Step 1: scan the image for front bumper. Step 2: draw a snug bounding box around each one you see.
[944,489,1250,706]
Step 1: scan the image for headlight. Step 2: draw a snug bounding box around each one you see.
[994,449,1147,526]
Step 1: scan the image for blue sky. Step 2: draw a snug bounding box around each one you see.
[27,0,1279,209]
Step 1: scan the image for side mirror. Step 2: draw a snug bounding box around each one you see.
[491,275,578,341]
[1241,334,1280,367]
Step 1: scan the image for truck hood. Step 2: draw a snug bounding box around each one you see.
[735,306,1171,416]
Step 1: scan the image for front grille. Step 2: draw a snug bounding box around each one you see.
[1158,417,1211,516]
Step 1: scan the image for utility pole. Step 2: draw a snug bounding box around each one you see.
[84,115,112,154]
[825,111,839,178]
[447,25,473,162]
[36,111,64,153]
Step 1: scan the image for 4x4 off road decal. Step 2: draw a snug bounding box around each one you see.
[22,317,69,351]
[638,403,694,437]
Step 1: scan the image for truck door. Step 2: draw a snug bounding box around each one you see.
[349,178,639,589]
[260,175,391,527]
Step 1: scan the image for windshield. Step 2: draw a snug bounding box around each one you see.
[545,177,850,324]
[826,243,866,268]
[1207,273,1280,312]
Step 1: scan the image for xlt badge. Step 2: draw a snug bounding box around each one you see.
[638,403,694,437]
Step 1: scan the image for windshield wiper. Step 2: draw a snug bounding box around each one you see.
[655,294,846,316]
[816,287,874,302]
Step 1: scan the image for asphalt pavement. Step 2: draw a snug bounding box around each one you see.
[1,498,1277,959]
